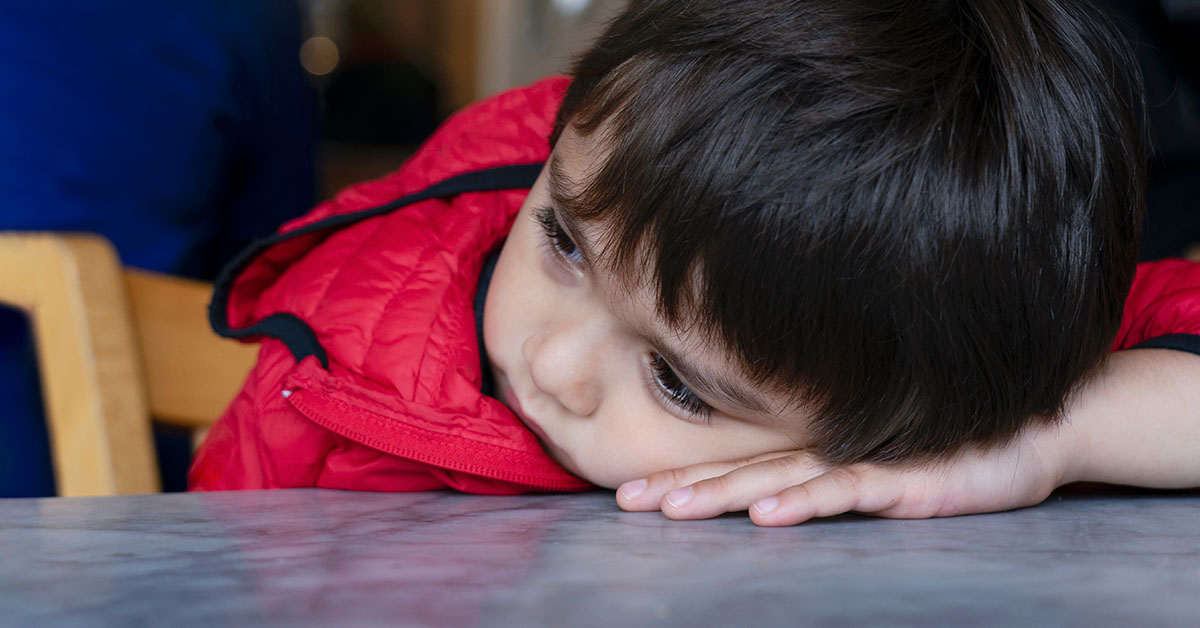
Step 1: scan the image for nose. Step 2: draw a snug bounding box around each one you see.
[522,314,604,418]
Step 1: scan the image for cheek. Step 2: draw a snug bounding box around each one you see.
[484,205,574,356]
[482,234,531,362]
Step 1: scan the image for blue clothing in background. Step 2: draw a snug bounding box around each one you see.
[0,0,317,496]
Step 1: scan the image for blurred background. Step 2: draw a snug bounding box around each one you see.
[306,0,627,196]
[0,0,1196,497]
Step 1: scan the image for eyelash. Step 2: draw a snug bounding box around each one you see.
[650,353,714,422]
[534,206,712,422]
[534,205,583,265]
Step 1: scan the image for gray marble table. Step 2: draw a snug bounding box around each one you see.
[1,489,1197,627]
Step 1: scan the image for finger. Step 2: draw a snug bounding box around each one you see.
[615,451,797,512]
[616,458,755,512]
[658,452,828,520]
[748,466,905,526]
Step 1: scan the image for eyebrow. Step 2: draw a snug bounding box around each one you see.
[546,153,600,268]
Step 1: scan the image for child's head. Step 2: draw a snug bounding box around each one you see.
[484,0,1146,488]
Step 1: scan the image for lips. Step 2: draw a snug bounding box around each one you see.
[501,384,587,481]
[504,385,554,444]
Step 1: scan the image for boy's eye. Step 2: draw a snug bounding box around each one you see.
[534,206,583,265]
[649,353,713,422]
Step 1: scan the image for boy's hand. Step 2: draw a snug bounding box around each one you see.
[616,421,1073,526]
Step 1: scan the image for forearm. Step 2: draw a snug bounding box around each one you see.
[1057,348,1200,489]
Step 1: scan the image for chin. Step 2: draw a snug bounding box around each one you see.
[569,463,636,490]
[548,454,613,489]
[548,445,650,489]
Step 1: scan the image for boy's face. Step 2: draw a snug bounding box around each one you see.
[483,127,808,489]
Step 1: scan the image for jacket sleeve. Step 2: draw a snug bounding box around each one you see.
[1113,259,1200,355]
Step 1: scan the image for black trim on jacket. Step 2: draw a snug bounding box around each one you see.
[1129,333,1200,357]
[208,163,544,369]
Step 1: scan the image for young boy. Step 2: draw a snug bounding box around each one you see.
[190,0,1200,526]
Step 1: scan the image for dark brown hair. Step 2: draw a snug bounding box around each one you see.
[552,0,1146,463]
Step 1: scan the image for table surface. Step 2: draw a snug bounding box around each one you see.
[2,489,1198,627]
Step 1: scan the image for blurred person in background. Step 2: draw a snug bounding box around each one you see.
[0,0,317,496]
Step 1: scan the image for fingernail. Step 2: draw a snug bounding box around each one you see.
[753,496,779,514]
[665,486,693,508]
[619,478,647,500]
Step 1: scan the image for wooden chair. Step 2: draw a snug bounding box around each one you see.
[0,233,257,496]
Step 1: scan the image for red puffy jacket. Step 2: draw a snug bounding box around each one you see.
[190,77,591,493]
[190,77,1200,494]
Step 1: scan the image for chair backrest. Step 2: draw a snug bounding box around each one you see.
[0,232,256,496]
